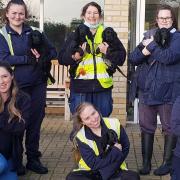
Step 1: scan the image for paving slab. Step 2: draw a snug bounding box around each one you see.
[19,115,171,180]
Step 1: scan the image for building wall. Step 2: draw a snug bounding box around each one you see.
[104,0,129,125]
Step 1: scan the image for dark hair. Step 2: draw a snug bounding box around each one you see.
[155,4,177,29]
[3,0,28,24]
[81,1,102,17]
[0,61,22,122]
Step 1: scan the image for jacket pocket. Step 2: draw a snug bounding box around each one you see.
[153,81,173,102]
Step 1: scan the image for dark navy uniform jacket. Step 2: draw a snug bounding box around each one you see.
[76,119,130,179]
[0,24,57,88]
[171,96,180,158]
[129,29,180,105]
[0,91,30,170]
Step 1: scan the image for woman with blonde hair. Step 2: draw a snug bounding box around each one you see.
[66,102,140,180]
[0,61,30,179]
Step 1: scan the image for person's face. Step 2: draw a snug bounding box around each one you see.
[83,5,100,25]
[80,105,101,130]
[0,67,13,95]
[6,4,26,28]
[156,9,173,29]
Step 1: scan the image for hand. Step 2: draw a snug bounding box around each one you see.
[72,51,83,62]
[97,42,109,54]
[142,47,151,56]
[114,143,122,151]
[142,36,154,47]
[80,42,87,52]
[31,48,40,59]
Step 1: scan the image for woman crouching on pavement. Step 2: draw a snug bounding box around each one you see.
[66,102,140,180]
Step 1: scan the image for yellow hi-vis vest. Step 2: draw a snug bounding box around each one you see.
[75,118,127,171]
[75,25,113,89]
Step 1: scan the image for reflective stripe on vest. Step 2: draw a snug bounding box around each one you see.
[75,118,127,171]
[0,26,14,55]
[75,25,113,88]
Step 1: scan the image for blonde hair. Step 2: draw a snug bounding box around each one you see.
[71,102,100,138]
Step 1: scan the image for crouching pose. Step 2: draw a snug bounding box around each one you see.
[66,102,140,180]
[0,61,30,179]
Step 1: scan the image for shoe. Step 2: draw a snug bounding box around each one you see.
[17,164,26,176]
[26,159,48,174]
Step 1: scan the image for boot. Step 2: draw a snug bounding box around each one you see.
[154,134,177,176]
[139,132,154,175]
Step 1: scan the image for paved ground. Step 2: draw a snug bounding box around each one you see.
[19,115,171,180]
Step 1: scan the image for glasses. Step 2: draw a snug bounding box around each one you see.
[157,17,172,21]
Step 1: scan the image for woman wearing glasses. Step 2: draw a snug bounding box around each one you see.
[129,4,180,176]
[58,1,126,117]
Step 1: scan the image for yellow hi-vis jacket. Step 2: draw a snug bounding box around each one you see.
[75,117,127,171]
[75,25,113,89]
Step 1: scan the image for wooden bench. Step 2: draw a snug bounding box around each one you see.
[46,60,70,120]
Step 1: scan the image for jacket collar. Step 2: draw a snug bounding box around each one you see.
[84,118,109,140]
[5,23,32,35]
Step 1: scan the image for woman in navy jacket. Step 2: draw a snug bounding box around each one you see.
[171,96,180,180]
[66,102,140,180]
[0,61,30,179]
[0,0,57,175]
[129,4,180,176]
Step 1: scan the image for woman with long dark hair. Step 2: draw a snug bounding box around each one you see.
[0,61,30,179]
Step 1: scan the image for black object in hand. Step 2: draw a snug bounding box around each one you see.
[27,55,37,65]
[154,28,170,48]
[96,27,119,54]
[28,30,55,84]
[72,24,92,56]
[101,129,118,151]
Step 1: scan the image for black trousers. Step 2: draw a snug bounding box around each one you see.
[66,170,140,180]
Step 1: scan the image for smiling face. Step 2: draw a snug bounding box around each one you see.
[0,67,13,96]
[156,9,173,29]
[80,105,101,130]
[83,5,100,25]
[6,4,26,29]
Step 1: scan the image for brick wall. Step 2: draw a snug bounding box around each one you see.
[104,0,129,125]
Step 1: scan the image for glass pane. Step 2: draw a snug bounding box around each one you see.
[44,0,104,52]
[145,0,180,30]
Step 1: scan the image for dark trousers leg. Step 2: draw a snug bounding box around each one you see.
[158,104,172,135]
[110,170,140,180]
[69,89,112,117]
[66,170,102,180]
[139,103,157,134]
[22,83,46,160]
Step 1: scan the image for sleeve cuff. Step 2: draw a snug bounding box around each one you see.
[146,41,158,53]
